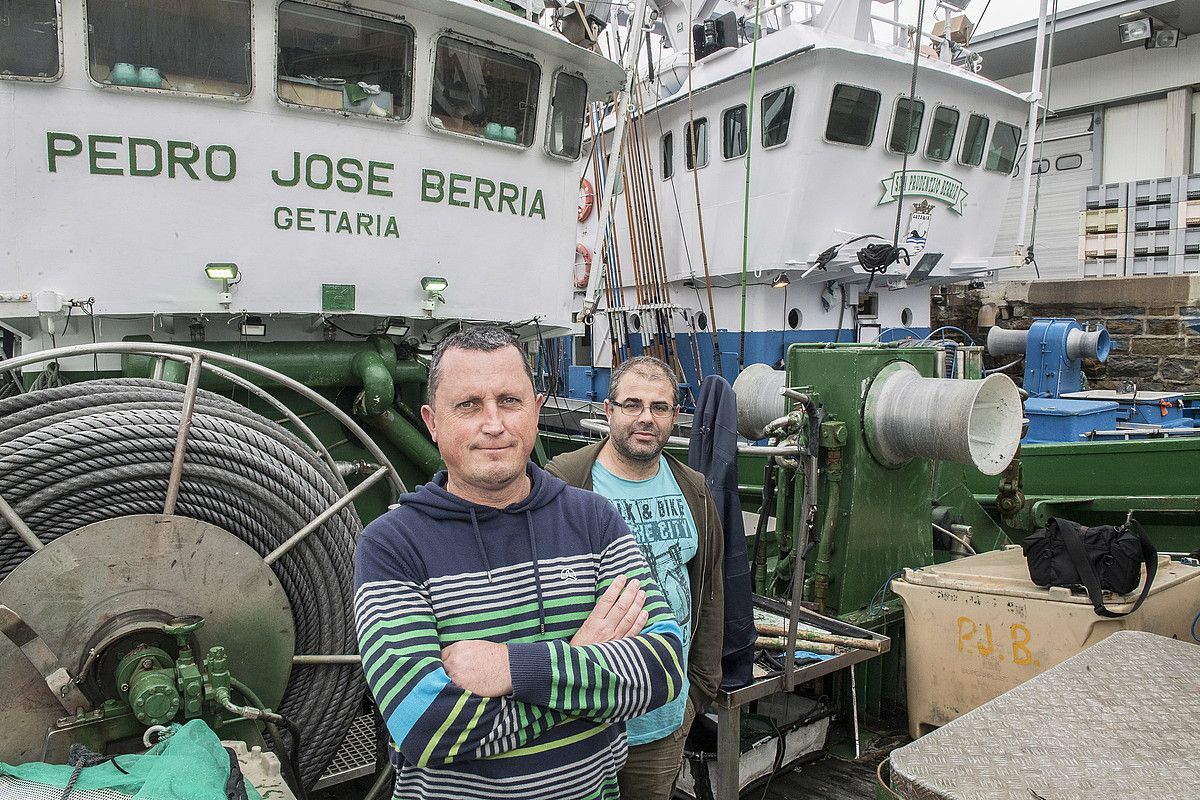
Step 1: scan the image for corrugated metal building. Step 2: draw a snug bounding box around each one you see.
[971,0,1200,280]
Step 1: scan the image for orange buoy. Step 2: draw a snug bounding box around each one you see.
[577,178,595,222]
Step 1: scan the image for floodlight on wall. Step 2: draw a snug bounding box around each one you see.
[771,272,791,289]
[1147,26,1180,48]
[1117,17,1152,44]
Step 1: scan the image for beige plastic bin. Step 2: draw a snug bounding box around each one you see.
[892,546,1200,739]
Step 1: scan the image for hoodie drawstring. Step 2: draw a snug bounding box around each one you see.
[526,510,547,635]
[469,508,494,583]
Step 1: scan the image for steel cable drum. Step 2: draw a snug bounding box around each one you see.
[0,378,363,788]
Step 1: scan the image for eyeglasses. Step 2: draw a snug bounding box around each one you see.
[613,398,677,418]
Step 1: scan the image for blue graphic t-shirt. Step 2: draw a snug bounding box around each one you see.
[592,457,698,745]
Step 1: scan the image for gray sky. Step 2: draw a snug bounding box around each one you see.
[888,0,1098,34]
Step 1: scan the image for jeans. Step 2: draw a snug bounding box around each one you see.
[617,698,697,800]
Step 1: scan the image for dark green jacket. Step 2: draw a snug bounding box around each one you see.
[546,439,724,711]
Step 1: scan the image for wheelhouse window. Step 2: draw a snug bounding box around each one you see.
[985,121,1022,173]
[722,105,747,159]
[548,71,587,159]
[86,0,252,97]
[1,0,60,79]
[685,118,709,169]
[661,131,673,179]
[825,84,880,147]
[888,97,925,154]
[277,2,413,120]
[925,106,959,161]
[959,113,989,166]
[762,87,795,148]
[431,35,539,146]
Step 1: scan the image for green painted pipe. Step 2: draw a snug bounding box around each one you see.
[364,409,444,477]
[121,336,427,389]
[810,450,842,615]
[120,335,443,477]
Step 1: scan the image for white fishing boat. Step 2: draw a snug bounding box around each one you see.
[563,0,1034,401]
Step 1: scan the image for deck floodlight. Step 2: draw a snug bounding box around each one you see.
[204,263,239,282]
[205,263,239,308]
[421,276,449,294]
[1118,17,1152,44]
[385,319,410,337]
[1147,26,1180,48]
[239,315,267,337]
[421,277,448,316]
[771,272,791,289]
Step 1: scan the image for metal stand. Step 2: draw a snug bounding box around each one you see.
[712,608,889,800]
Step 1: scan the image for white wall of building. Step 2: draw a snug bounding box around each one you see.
[997,35,1200,112]
[1103,98,1168,183]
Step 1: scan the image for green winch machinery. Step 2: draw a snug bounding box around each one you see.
[733,343,1023,711]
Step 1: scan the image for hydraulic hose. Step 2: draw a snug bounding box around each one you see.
[0,379,362,789]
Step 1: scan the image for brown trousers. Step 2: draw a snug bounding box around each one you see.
[617,698,697,800]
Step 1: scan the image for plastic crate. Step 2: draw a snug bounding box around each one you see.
[1082,183,1124,209]
[1129,254,1175,276]
[1178,227,1200,255]
[1182,173,1200,200]
[1127,176,1178,206]
[1078,207,1126,234]
[1179,198,1200,228]
[1127,228,1174,257]
[1082,257,1123,277]
[1077,232,1125,260]
[1133,203,1174,230]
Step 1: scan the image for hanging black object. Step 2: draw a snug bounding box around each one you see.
[688,375,755,691]
[1021,517,1157,618]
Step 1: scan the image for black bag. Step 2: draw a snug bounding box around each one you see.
[1021,517,1157,618]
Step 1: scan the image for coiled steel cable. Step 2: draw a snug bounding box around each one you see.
[0,379,363,789]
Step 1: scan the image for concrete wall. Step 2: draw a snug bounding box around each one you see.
[935,275,1200,391]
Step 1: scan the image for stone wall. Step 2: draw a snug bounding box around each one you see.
[934,275,1200,392]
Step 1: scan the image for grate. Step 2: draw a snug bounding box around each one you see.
[314,714,378,790]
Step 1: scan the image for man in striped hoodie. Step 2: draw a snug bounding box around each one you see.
[354,326,685,799]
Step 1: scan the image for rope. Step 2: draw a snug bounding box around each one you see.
[0,379,362,790]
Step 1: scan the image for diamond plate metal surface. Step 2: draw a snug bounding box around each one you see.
[314,713,377,790]
[889,631,1200,800]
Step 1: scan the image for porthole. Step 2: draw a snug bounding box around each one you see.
[629,313,641,332]
[787,308,802,330]
[695,311,709,331]
[901,307,913,327]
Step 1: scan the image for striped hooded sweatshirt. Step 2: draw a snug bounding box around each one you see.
[353,463,685,800]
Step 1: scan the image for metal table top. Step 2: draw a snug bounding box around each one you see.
[889,631,1200,800]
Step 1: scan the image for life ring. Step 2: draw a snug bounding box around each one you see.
[573,243,592,289]
[578,178,594,223]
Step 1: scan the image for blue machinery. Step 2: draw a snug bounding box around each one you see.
[987,318,1198,442]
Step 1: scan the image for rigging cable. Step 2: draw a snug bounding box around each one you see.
[683,0,721,377]
[872,0,928,294]
[1025,0,1060,279]
[738,0,765,369]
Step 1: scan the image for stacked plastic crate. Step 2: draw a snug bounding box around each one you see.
[1080,182,1126,277]
[1128,176,1181,276]
[1178,175,1200,274]
[1082,176,1200,277]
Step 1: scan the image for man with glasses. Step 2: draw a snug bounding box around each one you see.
[547,356,724,800]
